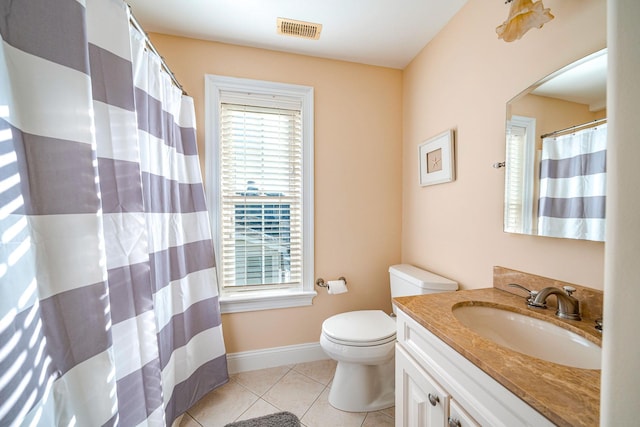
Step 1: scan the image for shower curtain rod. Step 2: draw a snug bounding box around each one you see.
[128,6,188,96]
[541,118,607,139]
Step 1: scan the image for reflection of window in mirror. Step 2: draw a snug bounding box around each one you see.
[505,116,537,234]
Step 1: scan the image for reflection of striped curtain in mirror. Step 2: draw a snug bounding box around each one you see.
[538,124,607,241]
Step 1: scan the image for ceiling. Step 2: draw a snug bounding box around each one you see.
[532,49,607,112]
[126,0,468,69]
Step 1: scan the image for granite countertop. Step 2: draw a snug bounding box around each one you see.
[393,288,601,427]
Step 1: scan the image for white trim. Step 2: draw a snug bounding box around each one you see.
[204,75,315,313]
[504,115,537,235]
[226,342,328,374]
[219,290,317,314]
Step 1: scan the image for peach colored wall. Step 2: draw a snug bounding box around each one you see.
[511,94,605,147]
[402,0,607,290]
[149,34,403,353]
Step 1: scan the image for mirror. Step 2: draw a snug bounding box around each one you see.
[503,49,607,242]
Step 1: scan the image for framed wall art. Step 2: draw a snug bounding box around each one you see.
[418,129,455,186]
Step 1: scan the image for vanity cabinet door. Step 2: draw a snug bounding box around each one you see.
[396,345,449,427]
[449,399,480,427]
[397,309,555,427]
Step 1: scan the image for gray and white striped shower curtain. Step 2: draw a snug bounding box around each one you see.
[538,124,607,241]
[0,0,228,425]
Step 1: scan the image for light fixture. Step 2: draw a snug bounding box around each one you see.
[496,0,554,42]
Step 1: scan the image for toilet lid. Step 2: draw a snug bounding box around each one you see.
[322,310,396,344]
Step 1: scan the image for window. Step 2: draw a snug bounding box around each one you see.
[504,115,537,234]
[205,75,315,313]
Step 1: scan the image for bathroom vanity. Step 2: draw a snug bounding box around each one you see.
[393,267,602,427]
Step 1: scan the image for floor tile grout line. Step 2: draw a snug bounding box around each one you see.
[268,366,327,422]
[229,374,293,423]
[290,366,333,388]
[258,366,310,411]
[290,363,339,422]
[201,375,264,424]
[232,365,294,398]
[186,361,365,427]
[233,366,305,422]
[183,412,204,427]
[298,382,330,423]
[230,393,263,423]
[264,365,295,397]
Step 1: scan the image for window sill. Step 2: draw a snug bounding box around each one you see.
[219,289,317,314]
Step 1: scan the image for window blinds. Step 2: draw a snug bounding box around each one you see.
[219,100,303,289]
[504,116,536,235]
[504,125,527,233]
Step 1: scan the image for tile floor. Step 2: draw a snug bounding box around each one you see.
[178,359,395,427]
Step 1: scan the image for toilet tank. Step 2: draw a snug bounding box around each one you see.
[389,264,457,300]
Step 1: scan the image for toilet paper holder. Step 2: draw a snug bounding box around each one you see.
[315,277,347,288]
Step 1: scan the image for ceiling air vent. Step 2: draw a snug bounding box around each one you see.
[277,17,322,40]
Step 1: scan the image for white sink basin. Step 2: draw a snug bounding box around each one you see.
[452,304,601,369]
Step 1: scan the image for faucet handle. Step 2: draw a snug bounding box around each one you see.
[507,283,538,302]
[595,318,603,332]
[563,286,577,296]
[508,283,531,293]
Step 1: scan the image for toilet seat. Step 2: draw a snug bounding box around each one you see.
[322,310,396,347]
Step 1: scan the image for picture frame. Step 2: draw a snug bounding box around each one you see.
[418,129,455,187]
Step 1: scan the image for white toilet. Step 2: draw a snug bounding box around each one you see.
[320,264,458,412]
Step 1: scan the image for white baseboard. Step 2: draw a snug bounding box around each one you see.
[226,342,328,374]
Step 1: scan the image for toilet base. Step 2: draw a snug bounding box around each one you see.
[327,357,395,412]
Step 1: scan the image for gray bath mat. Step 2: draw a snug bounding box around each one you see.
[224,411,301,427]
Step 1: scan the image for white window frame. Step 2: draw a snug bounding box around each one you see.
[205,75,316,313]
[504,115,537,234]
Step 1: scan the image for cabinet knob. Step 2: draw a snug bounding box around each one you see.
[428,393,440,406]
[448,417,462,427]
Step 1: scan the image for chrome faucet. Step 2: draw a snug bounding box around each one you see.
[531,286,581,320]
[508,284,581,321]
